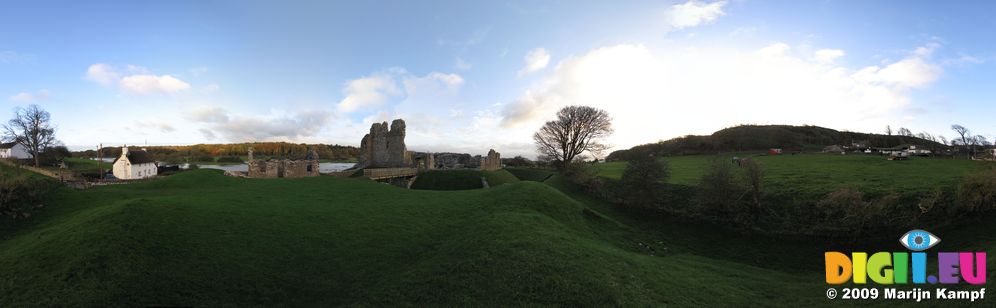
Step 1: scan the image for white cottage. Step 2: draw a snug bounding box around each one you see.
[112,147,158,180]
[0,141,31,159]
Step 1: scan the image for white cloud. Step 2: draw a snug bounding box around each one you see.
[119,74,191,94]
[336,69,464,113]
[187,106,334,142]
[85,63,120,85]
[500,42,945,152]
[757,42,790,57]
[336,72,402,113]
[8,90,49,102]
[84,63,192,94]
[814,49,846,64]
[518,48,551,76]
[134,121,176,133]
[664,0,727,31]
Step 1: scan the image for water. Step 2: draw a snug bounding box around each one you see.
[182,162,356,173]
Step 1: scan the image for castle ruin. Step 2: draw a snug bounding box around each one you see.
[245,146,321,178]
[480,149,502,171]
[358,119,414,168]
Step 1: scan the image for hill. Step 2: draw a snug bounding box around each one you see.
[606,125,948,161]
[0,168,836,306]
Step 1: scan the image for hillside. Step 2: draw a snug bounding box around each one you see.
[1,166,993,306]
[0,168,837,306]
[607,125,948,161]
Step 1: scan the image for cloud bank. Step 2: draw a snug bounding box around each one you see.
[500,42,944,151]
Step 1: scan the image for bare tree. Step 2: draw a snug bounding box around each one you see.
[533,105,613,168]
[952,125,970,146]
[938,136,948,146]
[885,125,892,136]
[951,125,971,159]
[3,105,57,167]
[897,127,913,137]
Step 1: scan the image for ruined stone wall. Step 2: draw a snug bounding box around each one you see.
[481,149,502,171]
[357,118,410,168]
[246,159,319,178]
[282,160,320,178]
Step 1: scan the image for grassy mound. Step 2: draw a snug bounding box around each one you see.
[505,167,555,182]
[3,167,993,306]
[411,170,483,190]
[0,168,833,307]
[482,169,519,186]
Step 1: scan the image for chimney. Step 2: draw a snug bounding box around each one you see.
[122,146,129,156]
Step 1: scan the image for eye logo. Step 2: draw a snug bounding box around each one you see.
[900,229,940,251]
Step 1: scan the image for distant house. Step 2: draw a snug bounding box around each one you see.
[0,141,31,159]
[112,147,158,180]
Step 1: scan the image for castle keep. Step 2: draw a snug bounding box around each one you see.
[358,119,414,168]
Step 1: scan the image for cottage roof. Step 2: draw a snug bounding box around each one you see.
[0,141,17,149]
[113,150,156,165]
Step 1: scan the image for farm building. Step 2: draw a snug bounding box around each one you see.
[112,147,158,180]
[0,140,32,159]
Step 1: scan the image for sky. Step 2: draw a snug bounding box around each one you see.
[2,0,995,157]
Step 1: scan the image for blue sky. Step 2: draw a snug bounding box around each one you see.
[2,0,994,156]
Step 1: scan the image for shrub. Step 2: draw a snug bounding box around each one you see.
[695,159,742,221]
[619,156,669,210]
[0,175,56,220]
[957,169,996,212]
[738,158,764,228]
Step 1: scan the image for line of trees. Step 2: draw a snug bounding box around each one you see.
[76,143,359,163]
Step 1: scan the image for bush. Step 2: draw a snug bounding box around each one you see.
[39,145,71,166]
[957,169,996,212]
[619,156,669,210]
[0,175,56,220]
[695,159,743,220]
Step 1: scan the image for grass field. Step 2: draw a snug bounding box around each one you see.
[599,154,991,197]
[506,167,556,182]
[1,162,994,306]
[412,169,520,190]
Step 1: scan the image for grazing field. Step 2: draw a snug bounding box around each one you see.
[599,154,991,196]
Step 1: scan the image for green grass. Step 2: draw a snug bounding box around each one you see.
[599,154,990,196]
[482,169,520,186]
[2,163,994,306]
[57,157,111,173]
[412,169,521,190]
[506,167,556,182]
[411,170,483,190]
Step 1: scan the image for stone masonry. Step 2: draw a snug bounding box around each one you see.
[358,119,411,168]
[246,146,320,178]
[480,149,501,171]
